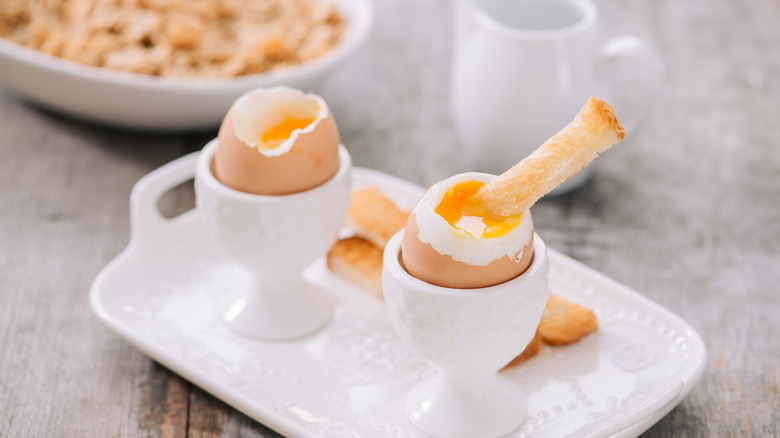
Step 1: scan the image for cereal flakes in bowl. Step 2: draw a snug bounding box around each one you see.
[0,0,372,130]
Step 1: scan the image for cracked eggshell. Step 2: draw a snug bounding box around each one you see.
[213,86,340,195]
[401,173,535,289]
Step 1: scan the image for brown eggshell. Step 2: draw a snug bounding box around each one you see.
[214,106,340,195]
[401,211,534,289]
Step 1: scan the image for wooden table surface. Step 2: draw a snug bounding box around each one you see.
[1,0,778,436]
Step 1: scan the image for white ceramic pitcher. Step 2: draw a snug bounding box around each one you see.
[450,0,663,193]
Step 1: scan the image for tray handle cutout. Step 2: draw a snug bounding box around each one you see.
[129,151,199,245]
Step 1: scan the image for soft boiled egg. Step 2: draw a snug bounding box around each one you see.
[214,86,340,195]
[401,172,534,289]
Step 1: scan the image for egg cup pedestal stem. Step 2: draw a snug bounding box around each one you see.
[407,371,527,438]
[223,272,334,341]
[382,231,550,438]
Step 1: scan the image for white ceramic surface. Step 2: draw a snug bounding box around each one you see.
[0,0,372,131]
[90,158,707,438]
[450,0,663,193]
[192,140,351,340]
[383,232,550,438]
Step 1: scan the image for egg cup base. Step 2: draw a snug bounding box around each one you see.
[223,277,334,341]
[406,374,527,438]
[382,231,550,438]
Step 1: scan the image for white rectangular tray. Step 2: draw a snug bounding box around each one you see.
[90,152,706,438]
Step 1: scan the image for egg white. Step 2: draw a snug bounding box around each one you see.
[413,172,533,266]
[231,86,329,157]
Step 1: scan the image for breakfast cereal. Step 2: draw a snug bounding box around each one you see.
[0,0,345,78]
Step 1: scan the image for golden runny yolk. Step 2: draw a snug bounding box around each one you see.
[435,180,523,238]
[257,115,316,150]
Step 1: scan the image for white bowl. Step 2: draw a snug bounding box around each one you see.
[0,0,372,131]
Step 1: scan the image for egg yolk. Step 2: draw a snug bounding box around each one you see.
[435,180,523,238]
[257,115,316,150]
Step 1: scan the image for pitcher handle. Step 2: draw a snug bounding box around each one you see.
[600,35,665,135]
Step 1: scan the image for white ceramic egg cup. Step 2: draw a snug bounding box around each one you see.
[382,231,550,438]
[194,139,351,341]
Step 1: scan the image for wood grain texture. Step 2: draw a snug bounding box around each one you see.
[1,0,779,436]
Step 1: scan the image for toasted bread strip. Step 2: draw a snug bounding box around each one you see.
[346,187,409,249]
[474,97,625,218]
[326,237,384,299]
[502,330,543,369]
[503,293,599,368]
[538,294,599,345]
